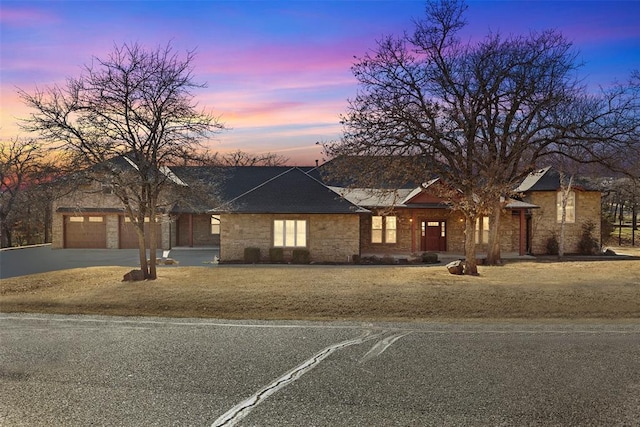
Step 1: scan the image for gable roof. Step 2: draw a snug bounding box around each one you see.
[211,167,367,214]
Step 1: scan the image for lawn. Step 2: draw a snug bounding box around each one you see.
[2,252,640,321]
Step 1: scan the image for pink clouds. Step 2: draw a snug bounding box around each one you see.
[0,6,58,27]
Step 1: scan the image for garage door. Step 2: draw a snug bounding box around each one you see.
[64,215,107,248]
[119,217,162,249]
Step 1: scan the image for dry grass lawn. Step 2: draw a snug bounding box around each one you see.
[2,251,640,321]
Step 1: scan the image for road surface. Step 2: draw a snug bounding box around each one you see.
[1,314,639,426]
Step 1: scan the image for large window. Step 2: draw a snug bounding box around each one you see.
[211,215,220,235]
[475,216,489,244]
[273,220,307,247]
[371,215,397,244]
[557,191,575,223]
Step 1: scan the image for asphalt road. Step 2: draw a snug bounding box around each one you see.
[1,314,639,426]
[0,245,219,279]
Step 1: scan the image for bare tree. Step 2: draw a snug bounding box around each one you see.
[171,148,288,167]
[0,138,49,247]
[19,42,224,279]
[218,149,288,167]
[326,0,640,274]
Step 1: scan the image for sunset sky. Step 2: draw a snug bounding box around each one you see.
[2,1,639,165]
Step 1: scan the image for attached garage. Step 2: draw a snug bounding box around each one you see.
[119,216,163,249]
[64,215,107,248]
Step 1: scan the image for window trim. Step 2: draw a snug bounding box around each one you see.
[371,215,397,244]
[211,215,220,235]
[273,219,307,248]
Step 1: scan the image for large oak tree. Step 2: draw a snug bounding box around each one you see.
[327,0,639,274]
[19,42,224,279]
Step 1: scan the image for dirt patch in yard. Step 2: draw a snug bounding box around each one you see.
[2,258,639,321]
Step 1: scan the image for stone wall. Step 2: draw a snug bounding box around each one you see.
[52,182,171,249]
[220,213,360,263]
[527,190,601,255]
[358,208,521,255]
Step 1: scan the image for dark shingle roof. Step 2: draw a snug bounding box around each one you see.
[211,167,366,214]
[516,166,600,192]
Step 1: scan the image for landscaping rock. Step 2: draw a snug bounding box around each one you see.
[446,260,465,275]
[122,269,145,282]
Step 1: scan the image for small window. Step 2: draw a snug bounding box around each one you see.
[273,220,307,247]
[385,216,397,244]
[88,216,103,223]
[211,215,220,235]
[69,216,84,223]
[372,215,397,244]
[557,191,576,223]
[371,216,383,243]
[475,216,489,244]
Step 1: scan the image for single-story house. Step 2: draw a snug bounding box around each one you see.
[51,159,601,261]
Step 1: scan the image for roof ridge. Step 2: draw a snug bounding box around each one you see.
[219,167,297,208]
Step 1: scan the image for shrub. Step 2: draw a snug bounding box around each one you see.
[269,247,284,263]
[292,249,310,264]
[578,220,599,255]
[546,233,559,255]
[421,252,439,264]
[243,247,260,263]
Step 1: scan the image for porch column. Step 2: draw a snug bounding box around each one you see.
[519,209,526,256]
[188,214,194,247]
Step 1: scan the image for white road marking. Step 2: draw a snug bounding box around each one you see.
[210,331,385,427]
[359,331,412,364]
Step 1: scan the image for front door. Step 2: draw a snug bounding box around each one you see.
[421,220,446,251]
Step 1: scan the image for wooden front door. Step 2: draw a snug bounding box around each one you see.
[421,220,446,251]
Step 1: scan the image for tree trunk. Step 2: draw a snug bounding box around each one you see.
[148,211,158,280]
[558,174,573,259]
[464,215,479,275]
[134,221,149,279]
[485,201,503,265]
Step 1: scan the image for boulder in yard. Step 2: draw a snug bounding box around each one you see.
[122,269,145,282]
[446,260,465,275]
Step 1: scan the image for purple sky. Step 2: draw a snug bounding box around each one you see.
[2,1,639,165]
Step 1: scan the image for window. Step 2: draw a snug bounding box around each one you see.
[557,191,575,223]
[385,216,397,244]
[273,220,307,247]
[69,216,84,223]
[372,215,397,244]
[372,216,383,243]
[475,216,489,244]
[211,215,220,235]
[88,216,103,223]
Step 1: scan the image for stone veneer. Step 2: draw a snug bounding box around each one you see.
[526,190,601,255]
[52,181,170,249]
[220,213,360,263]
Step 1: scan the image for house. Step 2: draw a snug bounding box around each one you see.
[51,159,602,260]
[515,166,602,255]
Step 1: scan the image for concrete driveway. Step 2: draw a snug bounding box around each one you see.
[0,245,219,279]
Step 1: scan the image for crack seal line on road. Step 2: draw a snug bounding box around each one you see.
[210,331,386,427]
[359,331,412,364]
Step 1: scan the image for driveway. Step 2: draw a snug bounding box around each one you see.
[0,245,219,279]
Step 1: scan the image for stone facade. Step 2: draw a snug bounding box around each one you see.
[359,208,523,255]
[526,190,601,255]
[52,181,170,249]
[220,213,360,263]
